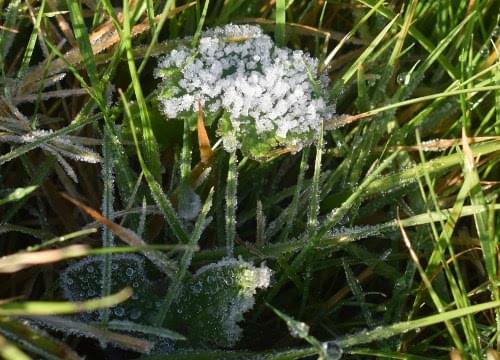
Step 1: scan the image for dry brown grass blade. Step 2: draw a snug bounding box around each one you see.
[47,0,77,47]
[59,192,177,277]
[197,102,213,165]
[487,348,500,360]
[450,349,464,360]
[18,2,196,96]
[60,193,148,248]
[462,128,476,172]
[0,25,19,33]
[238,17,367,45]
[0,245,89,273]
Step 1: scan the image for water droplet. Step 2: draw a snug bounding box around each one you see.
[114,306,125,317]
[112,263,119,270]
[396,72,408,85]
[132,282,139,288]
[86,266,94,273]
[130,308,142,320]
[66,278,74,285]
[480,46,489,58]
[492,26,500,37]
[87,289,96,297]
[192,282,202,294]
[321,341,343,360]
[290,321,309,338]
[178,186,202,220]
[126,267,134,277]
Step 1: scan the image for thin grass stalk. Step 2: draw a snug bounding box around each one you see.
[100,128,114,326]
[225,149,238,258]
[155,189,214,326]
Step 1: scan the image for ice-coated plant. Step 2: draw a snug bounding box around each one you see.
[155,24,334,160]
[166,257,272,348]
[60,254,163,324]
[60,254,271,350]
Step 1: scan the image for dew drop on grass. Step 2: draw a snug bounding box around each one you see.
[130,308,142,320]
[114,306,125,317]
[126,267,134,277]
[321,341,343,360]
[396,72,409,86]
[492,26,500,37]
[289,321,310,338]
[178,186,202,220]
[480,46,489,58]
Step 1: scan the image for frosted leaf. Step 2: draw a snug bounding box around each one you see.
[166,257,272,348]
[0,129,101,184]
[60,254,162,324]
[44,145,78,183]
[156,24,334,160]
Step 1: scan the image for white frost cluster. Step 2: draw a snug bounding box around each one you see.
[155,24,334,154]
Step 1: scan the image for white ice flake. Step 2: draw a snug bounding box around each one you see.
[156,24,335,158]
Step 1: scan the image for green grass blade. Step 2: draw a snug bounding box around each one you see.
[155,188,214,326]
[0,186,38,206]
[0,289,131,316]
[120,90,190,245]
[122,0,162,181]
[65,0,99,88]
[16,0,46,80]
[358,0,460,79]
[225,150,238,257]
[275,0,286,46]
[100,128,115,325]
[0,334,31,360]
[337,300,500,348]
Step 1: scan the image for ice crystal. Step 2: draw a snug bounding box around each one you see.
[156,24,334,160]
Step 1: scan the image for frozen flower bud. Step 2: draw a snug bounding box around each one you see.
[155,24,334,160]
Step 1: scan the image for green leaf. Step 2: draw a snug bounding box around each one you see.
[167,258,272,347]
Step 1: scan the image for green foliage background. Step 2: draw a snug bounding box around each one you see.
[0,0,499,359]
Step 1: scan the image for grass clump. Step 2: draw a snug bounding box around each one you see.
[0,0,500,359]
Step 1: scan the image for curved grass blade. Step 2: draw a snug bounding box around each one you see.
[0,288,131,316]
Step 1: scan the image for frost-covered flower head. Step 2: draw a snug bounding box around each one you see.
[155,24,334,160]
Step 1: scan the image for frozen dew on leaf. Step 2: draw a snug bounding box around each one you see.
[166,257,272,348]
[155,24,334,160]
[60,254,162,324]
